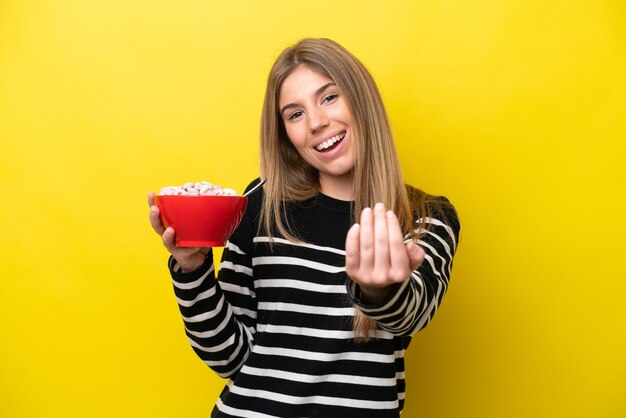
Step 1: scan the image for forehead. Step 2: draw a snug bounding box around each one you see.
[278,65,334,105]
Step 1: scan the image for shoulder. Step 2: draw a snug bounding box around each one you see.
[244,178,265,196]
[242,178,265,221]
[405,184,461,240]
[243,178,265,202]
[428,196,461,239]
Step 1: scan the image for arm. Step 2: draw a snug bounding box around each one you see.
[169,238,256,378]
[148,189,258,378]
[345,201,460,335]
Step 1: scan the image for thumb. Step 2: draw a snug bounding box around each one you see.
[406,241,425,271]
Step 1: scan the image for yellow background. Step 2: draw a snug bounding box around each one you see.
[1,1,624,417]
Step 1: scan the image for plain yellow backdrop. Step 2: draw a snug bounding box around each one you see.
[1,1,624,417]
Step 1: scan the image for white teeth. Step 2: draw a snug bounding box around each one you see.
[315,132,345,151]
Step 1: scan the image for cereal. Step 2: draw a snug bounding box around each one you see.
[159,181,237,196]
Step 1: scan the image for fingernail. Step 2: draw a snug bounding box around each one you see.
[375,202,384,211]
[386,210,394,218]
[363,207,372,216]
[150,207,156,214]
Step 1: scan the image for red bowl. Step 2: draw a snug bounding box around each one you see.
[154,195,248,247]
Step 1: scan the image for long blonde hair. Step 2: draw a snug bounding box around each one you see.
[259,38,433,341]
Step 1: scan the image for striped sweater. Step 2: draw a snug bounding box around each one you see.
[168,181,460,417]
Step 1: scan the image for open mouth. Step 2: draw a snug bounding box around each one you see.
[315,131,346,153]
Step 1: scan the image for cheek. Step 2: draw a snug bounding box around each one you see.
[283,128,311,163]
[331,101,353,121]
[285,125,306,149]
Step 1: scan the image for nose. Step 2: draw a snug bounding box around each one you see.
[308,107,329,133]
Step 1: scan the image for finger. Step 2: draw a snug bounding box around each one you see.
[373,203,390,278]
[406,241,425,271]
[149,204,166,235]
[345,223,361,278]
[359,207,374,273]
[147,191,155,207]
[387,210,410,279]
[161,226,177,252]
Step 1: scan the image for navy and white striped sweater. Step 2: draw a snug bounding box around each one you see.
[169,181,460,417]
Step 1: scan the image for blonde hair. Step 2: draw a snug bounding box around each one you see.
[259,38,435,341]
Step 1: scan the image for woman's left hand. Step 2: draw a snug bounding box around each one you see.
[345,203,425,304]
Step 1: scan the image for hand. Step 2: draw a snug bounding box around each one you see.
[148,191,209,272]
[345,203,425,304]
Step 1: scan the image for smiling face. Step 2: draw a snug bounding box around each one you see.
[278,65,356,199]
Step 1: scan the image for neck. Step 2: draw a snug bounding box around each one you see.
[318,172,354,201]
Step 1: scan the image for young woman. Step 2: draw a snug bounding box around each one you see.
[148,38,460,417]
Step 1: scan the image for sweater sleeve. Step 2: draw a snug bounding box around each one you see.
[169,183,260,378]
[169,243,256,378]
[347,200,460,336]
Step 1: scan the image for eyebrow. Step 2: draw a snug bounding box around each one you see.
[280,82,336,115]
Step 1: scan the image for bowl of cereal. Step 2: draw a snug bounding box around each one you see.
[154,181,248,247]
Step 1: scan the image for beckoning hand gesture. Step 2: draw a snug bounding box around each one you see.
[345,203,425,304]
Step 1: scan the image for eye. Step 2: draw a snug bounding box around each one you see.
[322,93,338,104]
[288,110,303,120]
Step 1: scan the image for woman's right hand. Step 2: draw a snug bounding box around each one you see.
[148,191,209,272]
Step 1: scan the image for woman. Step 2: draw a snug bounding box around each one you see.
[148,38,460,417]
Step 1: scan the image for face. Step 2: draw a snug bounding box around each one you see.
[278,65,356,195]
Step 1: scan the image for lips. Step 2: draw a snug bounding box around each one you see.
[315,131,346,152]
